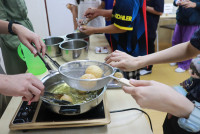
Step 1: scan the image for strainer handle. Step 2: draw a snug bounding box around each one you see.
[110,75,133,87]
[118,78,133,87]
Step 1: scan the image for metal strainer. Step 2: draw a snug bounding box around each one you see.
[59,60,115,91]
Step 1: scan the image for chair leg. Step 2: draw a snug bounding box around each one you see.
[156,30,159,52]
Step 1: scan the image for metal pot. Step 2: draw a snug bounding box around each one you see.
[41,71,106,115]
[59,39,88,62]
[44,37,64,57]
[66,33,89,45]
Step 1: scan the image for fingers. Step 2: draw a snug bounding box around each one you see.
[24,74,45,102]
[79,26,86,32]
[105,50,122,63]
[84,8,92,16]
[129,79,152,87]
[28,85,41,102]
[39,38,46,56]
[31,35,46,56]
[22,40,37,55]
[23,89,34,101]
[123,86,137,96]
[109,61,126,70]
[27,73,44,93]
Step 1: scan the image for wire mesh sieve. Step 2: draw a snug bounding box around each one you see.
[59,60,115,91]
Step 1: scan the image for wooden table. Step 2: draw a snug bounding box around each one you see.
[0,34,153,134]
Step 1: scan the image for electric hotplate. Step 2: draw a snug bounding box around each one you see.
[9,95,110,130]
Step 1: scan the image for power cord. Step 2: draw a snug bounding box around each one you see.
[110,108,153,132]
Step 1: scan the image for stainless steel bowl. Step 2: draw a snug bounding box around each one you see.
[66,33,89,45]
[59,39,88,61]
[44,37,64,57]
[41,71,106,115]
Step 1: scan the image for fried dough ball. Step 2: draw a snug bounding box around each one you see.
[114,72,124,78]
[85,65,103,78]
[60,94,73,103]
[80,74,97,90]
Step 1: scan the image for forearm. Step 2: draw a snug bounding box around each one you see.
[71,6,78,30]
[92,24,126,34]
[139,41,199,67]
[146,6,163,16]
[98,1,105,9]
[0,74,10,95]
[0,20,9,34]
[168,93,194,118]
[0,20,22,35]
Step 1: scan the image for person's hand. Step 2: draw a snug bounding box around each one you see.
[13,24,46,56]
[123,79,194,118]
[176,0,183,6]
[105,17,111,21]
[84,8,99,20]
[0,73,44,102]
[78,18,90,26]
[79,25,96,35]
[180,1,196,8]
[105,50,142,71]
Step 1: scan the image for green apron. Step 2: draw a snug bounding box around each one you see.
[0,0,33,118]
[0,0,34,74]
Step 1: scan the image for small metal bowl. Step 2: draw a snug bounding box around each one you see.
[66,33,89,45]
[44,37,64,57]
[59,39,88,62]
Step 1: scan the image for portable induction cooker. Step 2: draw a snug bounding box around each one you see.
[9,94,110,130]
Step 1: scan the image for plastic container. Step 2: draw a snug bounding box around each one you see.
[18,43,47,75]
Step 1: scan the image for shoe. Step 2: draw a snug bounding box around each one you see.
[175,67,186,73]
[170,63,177,66]
[140,69,152,76]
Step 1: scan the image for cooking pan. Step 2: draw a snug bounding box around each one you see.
[41,71,106,115]
[35,51,107,115]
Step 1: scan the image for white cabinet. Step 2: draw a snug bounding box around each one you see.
[25,0,74,38]
[25,0,49,38]
[46,0,74,36]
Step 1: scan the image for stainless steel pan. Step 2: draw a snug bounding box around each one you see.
[41,71,106,115]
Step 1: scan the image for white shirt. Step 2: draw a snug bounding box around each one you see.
[67,0,105,28]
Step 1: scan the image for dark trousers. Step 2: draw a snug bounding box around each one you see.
[163,115,200,134]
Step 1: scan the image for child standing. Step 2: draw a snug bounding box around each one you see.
[171,0,200,73]
[140,0,164,75]
[66,0,105,30]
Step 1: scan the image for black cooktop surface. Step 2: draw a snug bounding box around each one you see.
[36,101,105,122]
[13,101,105,124]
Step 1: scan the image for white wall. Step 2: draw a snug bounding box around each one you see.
[25,0,49,38]
[46,0,74,36]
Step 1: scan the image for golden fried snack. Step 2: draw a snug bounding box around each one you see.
[60,94,73,103]
[80,74,97,90]
[114,72,124,78]
[85,65,103,78]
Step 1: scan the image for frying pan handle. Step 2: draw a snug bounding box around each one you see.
[59,106,80,114]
